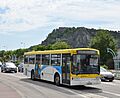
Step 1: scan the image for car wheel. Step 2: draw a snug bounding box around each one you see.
[22,68,23,72]
[109,80,113,82]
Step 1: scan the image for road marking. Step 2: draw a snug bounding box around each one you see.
[103,91,120,97]
[58,86,108,98]
[82,93,108,98]
[58,87,87,98]
[0,72,27,79]
[102,82,116,86]
[101,80,120,86]
[0,78,26,98]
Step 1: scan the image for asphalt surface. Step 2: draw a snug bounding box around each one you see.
[0,82,21,98]
[0,70,120,98]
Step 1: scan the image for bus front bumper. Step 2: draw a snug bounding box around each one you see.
[70,77,101,86]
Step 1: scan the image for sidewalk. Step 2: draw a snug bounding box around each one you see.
[0,82,21,98]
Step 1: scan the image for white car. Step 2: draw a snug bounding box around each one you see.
[1,62,17,73]
[100,67,114,82]
[0,62,2,67]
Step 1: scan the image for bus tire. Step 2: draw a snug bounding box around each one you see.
[31,70,35,80]
[54,73,60,86]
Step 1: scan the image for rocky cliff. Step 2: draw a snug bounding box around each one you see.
[41,27,120,48]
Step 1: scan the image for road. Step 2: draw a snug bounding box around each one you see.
[0,71,120,98]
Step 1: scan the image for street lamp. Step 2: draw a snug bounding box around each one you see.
[107,48,117,69]
[107,48,116,57]
[107,48,120,79]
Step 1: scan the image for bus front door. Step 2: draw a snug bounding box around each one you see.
[62,54,70,85]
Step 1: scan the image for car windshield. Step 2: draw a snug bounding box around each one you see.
[71,54,99,74]
[100,67,108,72]
[6,63,16,67]
[19,64,23,67]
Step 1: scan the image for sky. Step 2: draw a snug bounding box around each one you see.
[0,0,120,50]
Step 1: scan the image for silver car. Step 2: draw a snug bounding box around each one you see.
[100,67,114,82]
[18,63,24,72]
[1,62,17,73]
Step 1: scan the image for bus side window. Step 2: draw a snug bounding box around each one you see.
[42,54,50,65]
[24,56,28,64]
[36,54,41,64]
[51,54,61,66]
[29,58,35,64]
[28,55,35,64]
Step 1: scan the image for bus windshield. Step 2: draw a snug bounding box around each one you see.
[72,54,99,74]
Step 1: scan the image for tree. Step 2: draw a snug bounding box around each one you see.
[51,41,71,50]
[30,45,48,51]
[89,30,117,67]
[0,50,5,62]
[4,50,13,62]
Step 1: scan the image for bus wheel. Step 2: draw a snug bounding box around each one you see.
[31,70,35,80]
[54,74,60,86]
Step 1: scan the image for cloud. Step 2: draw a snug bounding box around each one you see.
[0,0,120,33]
[0,6,9,14]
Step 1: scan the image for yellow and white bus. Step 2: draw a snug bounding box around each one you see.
[24,48,101,86]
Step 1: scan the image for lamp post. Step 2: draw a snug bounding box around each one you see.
[107,48,117,69]
[107,48,120,79]
[107,48,116,57]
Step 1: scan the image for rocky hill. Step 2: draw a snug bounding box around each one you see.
[41,27,120,48]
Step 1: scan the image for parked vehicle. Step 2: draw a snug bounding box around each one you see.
[0,62,2,67]
[1,62,17,73]
[18,63,24,72]
[100,67,114,82]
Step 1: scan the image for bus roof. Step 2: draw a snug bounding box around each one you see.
[24,48,99,55]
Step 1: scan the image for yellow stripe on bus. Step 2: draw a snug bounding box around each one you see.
[70,74,100,78]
